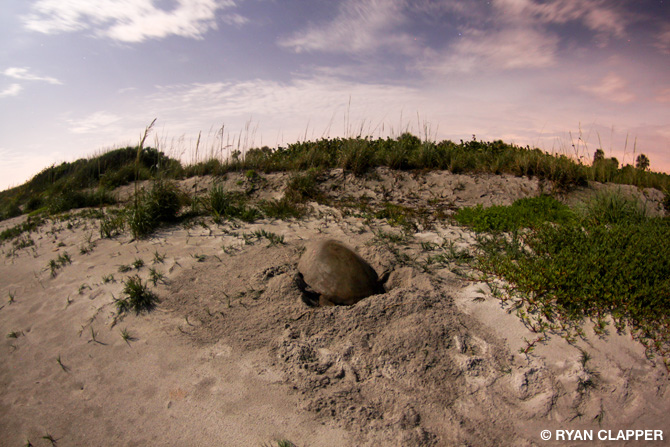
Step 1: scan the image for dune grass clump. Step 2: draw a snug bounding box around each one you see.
[99,210,125,238]
[253,228,285,246]
[120,327,137,344]
[47,251,72,277]
[116,275,159,314]
[0,216,44,243]
[126,179,183,238]
[258,197,305,219]
[202,185,260,223]
[457,192,670,363]
[578,189,648,226]
[284,169,324,203]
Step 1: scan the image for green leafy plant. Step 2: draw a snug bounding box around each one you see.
[453,195,576,233]
[464,195,670,362]
[284,169,324,203]
[47,252,72,278]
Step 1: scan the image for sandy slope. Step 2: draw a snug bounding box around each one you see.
[1,169,667,446]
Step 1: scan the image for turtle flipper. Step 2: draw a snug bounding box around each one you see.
[294,272,320,307]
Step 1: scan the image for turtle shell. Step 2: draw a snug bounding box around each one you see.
[297,239,383,305]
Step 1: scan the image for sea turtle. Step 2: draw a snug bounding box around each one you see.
[296,239,389,306]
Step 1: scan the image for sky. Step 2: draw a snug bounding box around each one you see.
[1,0,669,191]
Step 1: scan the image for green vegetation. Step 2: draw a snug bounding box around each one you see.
[455,192,670,364]
[4,133,668,224]
[120,327,137,344]
[116,275,159,314]
[453,195,577,232]
[0,216,44,242]
[7,330,23,338]
[48,252,72,278]
[152,250,166,264]
[0,145,178,217]
[148,267,165,286]
[126,180,183,239]
[284,169,324,203]
[252,228,285,246]
[56,355,68,372]
[261,440,297,447]
[99,211,125,238]
[202,184,260,222]
[258,197,305,219]
[41,433,58,446]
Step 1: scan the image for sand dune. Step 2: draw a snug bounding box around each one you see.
[1,169,667,446]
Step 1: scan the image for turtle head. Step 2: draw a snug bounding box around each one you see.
[294,271,320,307]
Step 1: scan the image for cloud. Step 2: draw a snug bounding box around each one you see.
[580,73,635,103]
[67,111,123,133]
[279,0,417,55]
[419,0,629,74]
[497,0,627,37]
[22,0,242,43]
[656,88,670,103]
[0,84,23,98]
[426,26,559,73]
[2,67,62,85]
[656,24,670,55]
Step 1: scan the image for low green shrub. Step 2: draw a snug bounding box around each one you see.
[0,199,22,220]
[453,195,576,232]
[459,193,670,361]
[47,188,116,214]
